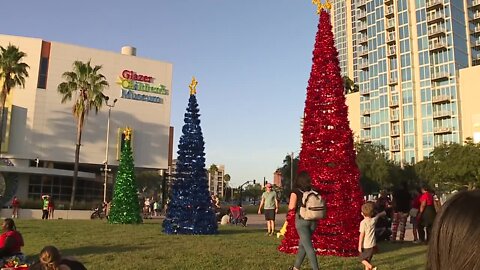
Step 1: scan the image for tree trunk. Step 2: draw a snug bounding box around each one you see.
[0,90,7,154]
[70,116,84,210]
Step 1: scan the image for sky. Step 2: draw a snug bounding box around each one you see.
[3,1,323,187]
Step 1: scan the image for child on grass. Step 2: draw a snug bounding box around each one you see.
[358,201,385,270]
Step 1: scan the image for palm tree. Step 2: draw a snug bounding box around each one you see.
[57,60,109,209]
[0,44,30,152]
[342,75,359,94]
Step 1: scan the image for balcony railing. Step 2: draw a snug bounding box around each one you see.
[362,109,371,115]
[471,25,480,34]
[358,23,368,32]
[358,11,367,19]
[434,126,453,134]
[359,35,368,44]
[385,6,394,17]
[391,129,400,136]
[360,88,370,95]
[357,0,367,7]
[386,33,396,43]
[428,27,446,37]
[471,0,480,8]
[358,49,369,57]
[361,121,371,129]
[387,20,395,29]
[390,114,399,121]
[432,94,451,103]
[427,12,445,23]
[391,144,400,151]
[471,13,480,21]
[359,62,369,70]
[388,47,396,56]
[429,41,447,51]
[431,71,449,81]
[426,0,443,10]
[433,110,453,118]
[388,77,398,85]
[389,99,399,106]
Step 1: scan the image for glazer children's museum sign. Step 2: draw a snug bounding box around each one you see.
[118,70,169,104]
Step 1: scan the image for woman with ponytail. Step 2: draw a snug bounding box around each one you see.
[30,246,86,270]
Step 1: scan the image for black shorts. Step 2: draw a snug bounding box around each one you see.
[359,247,375,262]
[264,209,276,221]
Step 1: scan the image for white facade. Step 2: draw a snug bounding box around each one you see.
[0,34,173,204]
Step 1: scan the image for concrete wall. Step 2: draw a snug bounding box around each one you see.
[1,209,92,220]
[459,66,480,143]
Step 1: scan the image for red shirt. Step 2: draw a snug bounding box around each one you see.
[0,230,24,255]
[419,192,434,206]
[11,198,19,207]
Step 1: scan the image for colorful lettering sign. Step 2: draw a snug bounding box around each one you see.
[118,70,169,104]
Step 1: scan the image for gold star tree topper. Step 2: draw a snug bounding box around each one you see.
[123,127,133,141]
[312,0,332,14]
[189,76,198,95]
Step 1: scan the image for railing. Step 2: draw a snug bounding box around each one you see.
[426,0,443,9]
[391,144,400,151]
[432,94,451,103]
[389,99,399,106]
[428,27,446,36]
[434,126,453,133]
[429,41,447,50]
[427,12,444,22]
[433,110,452,118]
[431,71,449,80]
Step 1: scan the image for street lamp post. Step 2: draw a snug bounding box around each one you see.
[238,179,255,205]
[102,95,117,203]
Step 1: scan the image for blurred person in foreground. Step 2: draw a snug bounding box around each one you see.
[427,190,480,270]
[30,245,87,270]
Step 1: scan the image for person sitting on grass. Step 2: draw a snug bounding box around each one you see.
[30,246,87,270]
[427,190,480,270]
[0,218,24,259]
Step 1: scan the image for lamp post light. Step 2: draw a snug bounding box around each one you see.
[102,95,117,203]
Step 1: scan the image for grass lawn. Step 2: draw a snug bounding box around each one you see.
[15,219,426,270]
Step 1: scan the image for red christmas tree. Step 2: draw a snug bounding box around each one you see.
[278,4,364,257]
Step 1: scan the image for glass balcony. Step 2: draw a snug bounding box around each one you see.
[359,35,368,44]
[431,71,449,81]
[385,6,394,17]
[358,48,369,57]
[433,110,452,118]
[389,99,399,106]
[391,144,401,151]
[361,109,371,115]
[390,114,399,122]
[432,94,451,103]
[361,121,371,129]
[358,10,367,19]
[429,41,447,51]
[359,61,369,70]
[470,0,480,8]
[427,12,445,24]
[386,33,396,43]
[433,126,453,134]
[360,88,370,95]
[426,0,443,10]
[388,77,398,85]
[357,0,367,7]
[428,26,446,37]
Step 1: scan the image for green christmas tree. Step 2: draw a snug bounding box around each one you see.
[108,127,142,224]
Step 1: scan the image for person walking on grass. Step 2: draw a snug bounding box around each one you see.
[390,182,411,242]
[11,196,20,219]
[258,183,278,236]
[287,171,320,270]
[359,201,386,270]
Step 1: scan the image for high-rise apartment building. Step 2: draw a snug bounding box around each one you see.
[208,164,225,198]
[334,0,480,165]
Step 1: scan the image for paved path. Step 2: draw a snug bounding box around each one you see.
[244,213,415,241]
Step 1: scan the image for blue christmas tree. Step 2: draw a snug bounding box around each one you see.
[162,77,218,235]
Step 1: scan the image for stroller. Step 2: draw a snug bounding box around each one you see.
[229,205,247,226]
